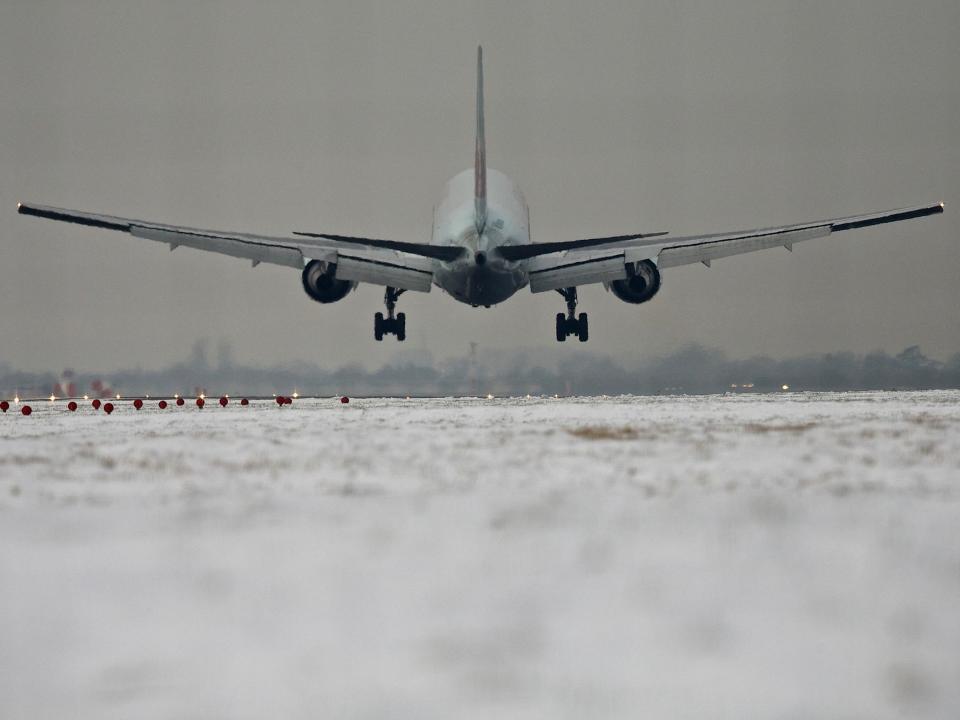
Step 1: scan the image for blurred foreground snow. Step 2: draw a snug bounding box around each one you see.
[1,392,959,719]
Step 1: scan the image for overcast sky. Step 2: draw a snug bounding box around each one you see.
[1,0,957,372]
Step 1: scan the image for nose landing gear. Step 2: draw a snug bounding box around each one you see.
[555,287,588,342]
[375,287,406,341]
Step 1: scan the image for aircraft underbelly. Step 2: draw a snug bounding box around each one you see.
[437,264,525,306]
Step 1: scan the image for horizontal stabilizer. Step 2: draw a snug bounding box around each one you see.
[496,231,670,261]
[292,231,466,262]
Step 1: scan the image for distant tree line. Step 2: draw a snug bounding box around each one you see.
[2,345,960,399]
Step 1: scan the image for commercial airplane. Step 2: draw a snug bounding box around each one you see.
[18,47,943,342]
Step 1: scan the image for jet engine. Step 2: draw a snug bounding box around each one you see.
[609,259,662,304]
[301,259,354,304]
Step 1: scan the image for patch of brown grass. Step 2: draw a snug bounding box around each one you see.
[567,425,639,441]
[744,422,817,434]
[906,414,948,430]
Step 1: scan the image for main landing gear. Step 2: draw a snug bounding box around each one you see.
[555,287,588,342]
[375,287,406,341]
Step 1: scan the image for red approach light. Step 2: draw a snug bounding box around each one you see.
[196,398,205,409]
[133,399,143,410]
[158,400,168,409]
[176,397,185,406]
[219,396,228,407]
[240,398,249,406]
[340,396,349,404]
[67,401,78,412]
[276,396,284,406]
[21,405,32,416]
[103,403,114,415]
[0,401,8,412]
[92,399,102,410]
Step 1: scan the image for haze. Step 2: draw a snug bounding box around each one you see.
[1,0,957,373]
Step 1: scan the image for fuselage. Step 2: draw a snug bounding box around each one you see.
[431,168,530,306]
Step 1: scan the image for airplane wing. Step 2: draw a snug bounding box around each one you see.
[17,202,437,292]
[525,203,944,293]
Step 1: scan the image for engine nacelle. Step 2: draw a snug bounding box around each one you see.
[301,259,354,304]
[609,259,662,304]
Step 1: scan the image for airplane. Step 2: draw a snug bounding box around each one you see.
[18,47,943,343]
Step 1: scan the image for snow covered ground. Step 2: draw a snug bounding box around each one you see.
[1,391,959,719]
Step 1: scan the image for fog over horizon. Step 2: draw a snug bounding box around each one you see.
[3,340,959,400]
[2,1,958,372]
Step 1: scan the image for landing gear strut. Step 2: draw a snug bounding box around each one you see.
[555,287,588,342]
[375,287,406,341]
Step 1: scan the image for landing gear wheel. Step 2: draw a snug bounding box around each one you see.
[577,313,589,342]
[555,287,589,342]
[375,287,407,342]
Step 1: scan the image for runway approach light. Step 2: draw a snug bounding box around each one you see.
[83,394,89,400]
[292,392,299,399]
[486,393,494,400]
[116,394,121,400]
[49,395,56,402]
[14,396,20,405]
[782,384,790,391]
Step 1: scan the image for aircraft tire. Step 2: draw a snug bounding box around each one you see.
[577,313,589,342]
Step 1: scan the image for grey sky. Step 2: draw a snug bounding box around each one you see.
[2,0,957,373]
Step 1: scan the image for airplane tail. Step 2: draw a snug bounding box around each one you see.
[474,45,486,235]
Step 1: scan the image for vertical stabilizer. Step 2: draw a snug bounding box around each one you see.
[474,45,487,235]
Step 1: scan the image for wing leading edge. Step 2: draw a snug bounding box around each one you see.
[526,202,944,292]
[16,202,439,291]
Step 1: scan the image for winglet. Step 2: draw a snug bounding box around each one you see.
[474,45,486,236]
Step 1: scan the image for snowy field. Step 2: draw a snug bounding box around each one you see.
[1,391,959,719]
